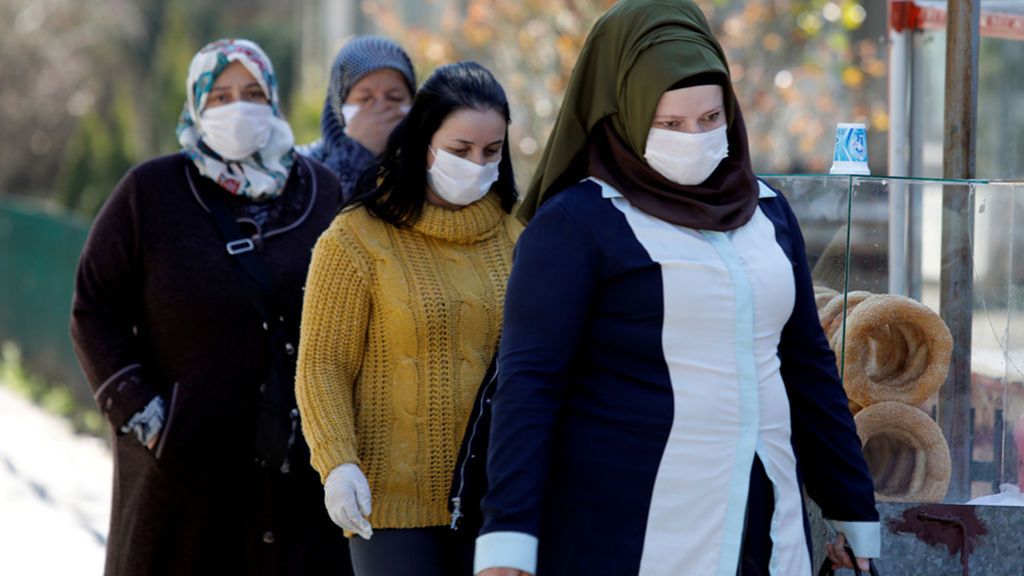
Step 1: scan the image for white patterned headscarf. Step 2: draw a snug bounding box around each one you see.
[176,39,295,200]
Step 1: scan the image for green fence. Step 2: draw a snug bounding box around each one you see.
[0,197,92,404]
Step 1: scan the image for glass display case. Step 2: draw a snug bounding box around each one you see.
[762,174,1024,506]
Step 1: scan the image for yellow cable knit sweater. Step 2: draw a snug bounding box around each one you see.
[296,192,521,529]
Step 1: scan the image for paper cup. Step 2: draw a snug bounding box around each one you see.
[830,122,870,175]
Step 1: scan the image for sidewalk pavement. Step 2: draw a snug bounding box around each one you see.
[0,385,110,575]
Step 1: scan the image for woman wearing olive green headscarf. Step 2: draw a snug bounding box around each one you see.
[475,2,880,575]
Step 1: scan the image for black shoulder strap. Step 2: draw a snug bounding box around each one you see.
[192,168,299,471]
[201,185,276,323]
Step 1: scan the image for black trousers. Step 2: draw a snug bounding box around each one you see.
[349,526,475,576]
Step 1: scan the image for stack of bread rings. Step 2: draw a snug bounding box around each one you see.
[814,287,954,502]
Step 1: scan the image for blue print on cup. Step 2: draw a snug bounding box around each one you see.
[834,123,868,163]
[830,122,870,175]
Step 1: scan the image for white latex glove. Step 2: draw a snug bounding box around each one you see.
[324,463,374,539]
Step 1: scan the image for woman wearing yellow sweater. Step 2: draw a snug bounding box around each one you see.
[295,61,521,575]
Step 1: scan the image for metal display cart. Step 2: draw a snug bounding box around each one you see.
[763,174,1024,575]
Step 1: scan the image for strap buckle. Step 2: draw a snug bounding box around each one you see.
[226,239,255,255]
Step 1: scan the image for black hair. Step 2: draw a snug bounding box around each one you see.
[668,71,727,91]
[344,61,518,226]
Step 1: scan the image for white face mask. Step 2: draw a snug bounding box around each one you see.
[342,103,412,127]
[643,125,729,186]
[200,101,275,160]
[341,104,361,126]
[427,148,500,206]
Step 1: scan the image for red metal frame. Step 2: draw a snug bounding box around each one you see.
[890,0,1024,41]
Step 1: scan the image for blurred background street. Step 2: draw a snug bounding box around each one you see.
[0,384,110,576]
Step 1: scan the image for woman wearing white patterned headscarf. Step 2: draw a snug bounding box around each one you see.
[176,39,298,201]
[71,39,353,576]
[299,36,416,202]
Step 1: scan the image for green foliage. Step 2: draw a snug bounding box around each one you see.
[289,87,325,148]
[56,112,108,214]
[0,342,107,440]
[55,84,139,216]
[151,1,198,155]
[40,0,305,213]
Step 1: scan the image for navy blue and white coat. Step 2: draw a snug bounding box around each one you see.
[475,178,880,576]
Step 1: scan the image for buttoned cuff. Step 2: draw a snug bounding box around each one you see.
[474,531,537,575]
[93,364,160,429]
[828,519,881,558]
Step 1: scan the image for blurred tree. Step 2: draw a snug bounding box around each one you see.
[56,84,138,215]
[149,0,198,155]
[2,0,890,213]
[1,0,305,216]
[363,0,888,178]
[0,0,144,201]
[364,0,616,181]
[56,112,112,216]
[719,0,889,174]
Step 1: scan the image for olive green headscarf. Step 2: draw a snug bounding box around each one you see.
[520,0,753,224]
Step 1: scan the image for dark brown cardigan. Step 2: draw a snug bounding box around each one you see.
[71,153,352,576]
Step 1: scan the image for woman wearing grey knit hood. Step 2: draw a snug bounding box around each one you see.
[301,36,417,202]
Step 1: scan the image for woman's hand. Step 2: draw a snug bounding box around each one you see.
[476,569,532,576]
[825,532,871,572]
[323,463,374,539]
[344,100,407,155]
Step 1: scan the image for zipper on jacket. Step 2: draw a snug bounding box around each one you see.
[450,497,462,530]
[450,367,499,530]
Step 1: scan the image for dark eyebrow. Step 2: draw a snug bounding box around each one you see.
[452,138,505,147]
[210,82,262,92]
[653,106,724,120]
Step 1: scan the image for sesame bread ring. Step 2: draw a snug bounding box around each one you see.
[840,294,952,407]
[818,291,873,343]
[814,286,839,311]
[855,401,950,502]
